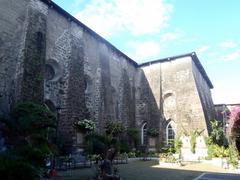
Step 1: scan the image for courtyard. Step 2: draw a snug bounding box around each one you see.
[57,160,240,180]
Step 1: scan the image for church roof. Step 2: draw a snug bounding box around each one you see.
[139,52,214,89]
[40,0,138,67]
[40,0,213,89]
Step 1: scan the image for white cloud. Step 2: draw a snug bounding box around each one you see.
[75,0,173,37]
[208,52,218,57]
[222,50,240,61]
[73,0,85,6]
[127,41,161,60]
[196,45,210,54]
[161,32,181,41]
[219,41,237,48]
[212,88,240,104]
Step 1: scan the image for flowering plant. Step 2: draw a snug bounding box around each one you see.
[73,119,95,132]
[228,106,240,138]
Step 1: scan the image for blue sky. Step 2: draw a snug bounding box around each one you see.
[53,0,240,104]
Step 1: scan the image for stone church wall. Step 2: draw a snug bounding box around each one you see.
[44,1,138,148]
[0,0,215,150]
[140,55,214,138]
[192,58,215,134]
[0,0,47,116]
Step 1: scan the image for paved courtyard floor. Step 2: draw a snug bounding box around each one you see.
[57,160,240,180]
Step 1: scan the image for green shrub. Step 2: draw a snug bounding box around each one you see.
[0,153,38,180]
[148,151,159,157]
[207,144,229,158]
[120,141,130,153]
[159,153,177,163]
[127,152,136,158]
[105,121,125,136]
[147,128,159,137]
[174,137,182,154]
[127,128,139,148]
[84,133,109,156]
[209,119,228,147]
[190,132,197,153]
[227,145,239,168]
[127,128,139,140]
[0,102,57,178]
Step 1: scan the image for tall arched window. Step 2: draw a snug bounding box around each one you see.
[141,123,147,145]
[166,122,175,145]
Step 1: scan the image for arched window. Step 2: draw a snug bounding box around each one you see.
[141,123,147,145]
[166,122,175,145]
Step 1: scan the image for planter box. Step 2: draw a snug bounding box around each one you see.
[211,157,224,167]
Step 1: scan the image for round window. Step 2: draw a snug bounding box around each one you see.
[45,64,55,81]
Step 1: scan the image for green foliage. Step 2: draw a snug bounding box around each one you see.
[207,144,229,158]
[0,152,38,180]
[127,128,139,148]
[147,151,159,157]
[73,119,95,132]
[0,102,57,178]
[127,128,139,140]
[119,140,130,153]
[159,153,177,163]
[168,140,176,153]
[147,128,159,137]
[174,136,182,154]
[84,133,109,157]
[190,132,197,153]
[105,121,125,136]
[228,145,239,168]
[209,119,228,147]
[127,152,136,158]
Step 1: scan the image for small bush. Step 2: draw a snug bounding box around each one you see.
[0,153,38,180]
[207,144,229,158]
[159,153,177,163]
[227,145,239,168]
[174,137,182,154]
[127,152,136,158]
[147,128,159,137]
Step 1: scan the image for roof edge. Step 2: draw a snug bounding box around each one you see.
[139,52,213,89]
[39,1,213,89]
[138,52,195,67]
[215,103,240,106]
[40,0,138,67]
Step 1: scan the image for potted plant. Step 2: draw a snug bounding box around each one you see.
[73,119,95,133]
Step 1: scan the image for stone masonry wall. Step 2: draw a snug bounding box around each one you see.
[0,0,29,115]
[43,2,138,148]
[141,56,212,139]
[135,68,161,145]
[192,59,215,134]
[0,0,215,150]
[162,57,209,136]
[82,37,137,132]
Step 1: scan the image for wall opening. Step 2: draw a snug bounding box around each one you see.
[166,121,176,145]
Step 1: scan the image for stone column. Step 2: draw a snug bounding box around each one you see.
[15,0,48,104]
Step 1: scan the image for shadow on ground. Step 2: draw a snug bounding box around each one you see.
[57,160,239,180]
